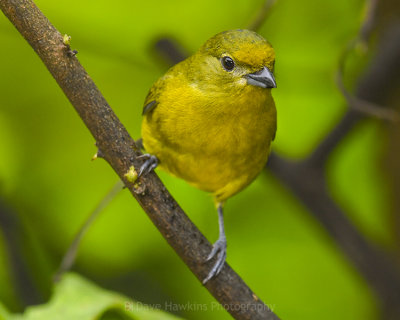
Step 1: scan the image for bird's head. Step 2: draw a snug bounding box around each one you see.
[193,29,276,92]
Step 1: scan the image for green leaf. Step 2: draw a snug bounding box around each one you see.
[2,273,182,320]
[0,302,11,320]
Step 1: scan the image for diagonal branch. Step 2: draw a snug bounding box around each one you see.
[0,0,280,319]
[267,153,400,316]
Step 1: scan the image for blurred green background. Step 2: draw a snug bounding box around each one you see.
[0,0,398,319]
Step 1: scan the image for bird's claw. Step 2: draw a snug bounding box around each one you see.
[203,237,227,284]
[138,154,158,177]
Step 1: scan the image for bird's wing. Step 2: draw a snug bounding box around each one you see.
[142,76,167,115]
[142,99,157,115]
[272,124,277,141]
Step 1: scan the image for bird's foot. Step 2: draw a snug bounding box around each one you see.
[138,154,158,177]
[203,236,227,284]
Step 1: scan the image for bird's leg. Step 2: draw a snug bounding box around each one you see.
[137,153,158,177]
[203,203,227,284]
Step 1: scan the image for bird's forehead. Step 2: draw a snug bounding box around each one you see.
[232,43,275,68]
[202,30,275,69]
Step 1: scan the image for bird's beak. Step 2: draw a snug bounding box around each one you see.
[246,66,277,89]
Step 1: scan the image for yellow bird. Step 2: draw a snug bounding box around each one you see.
[140,29,277,283]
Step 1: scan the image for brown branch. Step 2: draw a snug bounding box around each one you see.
[267,153,400,316]
[0,0,280,319]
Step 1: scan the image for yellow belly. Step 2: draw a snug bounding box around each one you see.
[141,85,276,203]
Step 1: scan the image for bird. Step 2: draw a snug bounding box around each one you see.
[139,29,277,284]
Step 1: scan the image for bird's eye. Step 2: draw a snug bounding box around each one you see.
[221,56,235,71]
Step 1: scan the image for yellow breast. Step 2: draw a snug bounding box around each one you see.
[141,76,276,203]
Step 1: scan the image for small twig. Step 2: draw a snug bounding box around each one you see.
[247,0,277,31]
[62,33,78,56]
[359,0,378,42]
[311,23,400,168]
[0,1,280,319]
[336,39,400,122]
[335,0,400,122]
[53,180,124,282]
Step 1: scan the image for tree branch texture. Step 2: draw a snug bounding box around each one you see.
[0,0,280,319]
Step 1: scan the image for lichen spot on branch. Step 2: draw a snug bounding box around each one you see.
[124,166,138,183]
